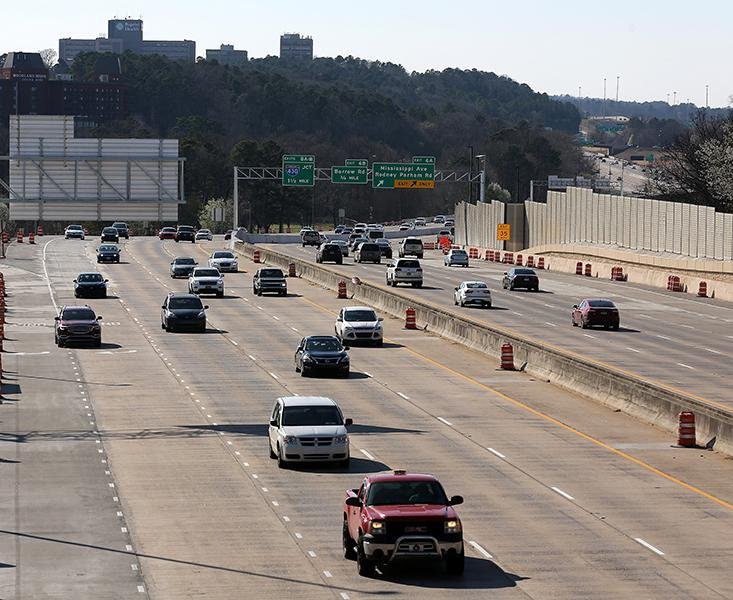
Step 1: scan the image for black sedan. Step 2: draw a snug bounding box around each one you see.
[502,267,539,291]
[170,257,198,278]
[161,293,208,332]
[294,335,350,378]
[100,227,119,243]
[571,298,620,330]
[74,272,108,298]
[97,244,120,263]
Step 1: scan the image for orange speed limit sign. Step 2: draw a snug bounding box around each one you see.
[497,224,511,241]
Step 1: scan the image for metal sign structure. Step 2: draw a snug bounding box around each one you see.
[282,154,315,187]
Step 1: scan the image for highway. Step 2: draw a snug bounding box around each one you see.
[264,240,733,410]
[1,236,733,599]
[593,157,651,194]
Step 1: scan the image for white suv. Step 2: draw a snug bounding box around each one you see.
[386,258,423,288]
[398,237,423,258]
[64,224,85,239]
[268,396,352,468]
[208,250,238,272]
[188,267,224,297]
[335,306,383,346]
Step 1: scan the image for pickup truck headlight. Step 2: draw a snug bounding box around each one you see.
[444,519,462,534]
[369,520,386,535]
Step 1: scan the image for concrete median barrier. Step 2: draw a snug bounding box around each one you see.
[233,241,733,456]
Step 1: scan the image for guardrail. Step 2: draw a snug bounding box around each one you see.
[233,241,733,455]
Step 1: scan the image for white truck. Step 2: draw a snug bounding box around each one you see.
[386,258,423,288]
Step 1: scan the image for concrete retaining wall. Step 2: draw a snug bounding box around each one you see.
[234,241,733,456]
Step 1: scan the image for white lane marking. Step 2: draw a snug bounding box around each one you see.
[42,240,59,310]
[131,564,138,571]
[13,351,51,356]
[323,570,333,578]
[295,532,303,539]
[511,311,523,316]
[360,448,376,461]
[487,447,505,459]
[230,339,239,346]
[545,322,557,327]
[308,550,317,558]
[108,483,115,488]
[397,392,409,399]
[248,354,257,361]
[121,527,128,533]
[269,372,279,380]
[704,348,722,355]
[543,303,554,308]
[551,486,575,501]
[272,501,280,507]
[283,516,290,522]
[583,334,596,339]
[340,594,350,600]
[634,538,665,556]
[657,335,672,341]
[677,363,695,370]
[234,451,241,456]
[126,545,133,552]
[257,306,264,311]
[252,474,258,479]
[468,540,494,560]
[679,324,694,329]
[272,315,280,320]
[639,314,654,320]
[137,585,145,593]
[117,511,124,517]
[626,347,641,353]
[437,417,453,426]
[290,326,299,332]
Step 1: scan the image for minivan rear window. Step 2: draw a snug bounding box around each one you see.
[398,260,420,268]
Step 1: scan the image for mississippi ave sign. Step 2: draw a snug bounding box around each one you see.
[372,162,435,189]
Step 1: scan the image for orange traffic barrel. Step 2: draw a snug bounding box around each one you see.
[526,256,534,268]
[16,229,23,243]
[537,257,545,269]
[288,263,296,277]
[584,263,592,277]
[500,343,515,370]
[576,261,583,275]
[405,307,417,330]
[697,281,707,297]
[253,250,261,263]
[37,225,44,236]
[677,412,696,447]
[503,252,514,264]
[337,280,347,299]
[515,254,523,266]
[29,232,35,244]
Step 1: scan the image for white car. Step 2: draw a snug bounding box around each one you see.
[454,281,492,308]
[208,250,238,272]
[335,306,383,346]
[188,267,224,297]
[414,217,427,226]
[268,396,352,468]
[386,258,423,288]
[444,249,469,267]
[195,229,213,241]
[65,224,85,239]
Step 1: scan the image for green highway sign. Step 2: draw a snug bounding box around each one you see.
[332,165,368,184]
[345,158,368,167]
[412,156,436,164]
[372,162,435,189]
[282,154,315,187]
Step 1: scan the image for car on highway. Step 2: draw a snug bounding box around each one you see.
[375,238,392,259]
[367,229,385,240]
[454,281,491,308]
[224,230,233,240]
[300,226,314,236]
[386,258,423,288]
[444,249,469,267]
[195,228,213,241]
[341,227,353,236]
[414,217,427,226]
[349,236,369,251]
[334,225,346,234]
[342,470,464,577]
[571,298,620,330]
[354,242,382,264]
[294,335,350,378]
[433,215,446,223]
[188,267,224,297]
[159,227,177,240]
[54,305,103,348]
[111,222,129,239]
[398,237,423,259]
[398,222,414,231]
[268,396,352,469]
[64,224,85,239]
[329,239,350,257]
[302,230,322,247]
[316,243,344,264]
[160,292,208,333]
[444,219,455,228]
[169,257,198,278]
[502,267,539,291]
[175,225,196,243]
[96,244,120,263]
[73,272,108,298]
[208,250,238,272]
[100,227,119,243]
[253,267,287,296]
[367,223,382,231]
[335,306,383,346]
[354,222,368,230]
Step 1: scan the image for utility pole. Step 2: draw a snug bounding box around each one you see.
[467,145,474,202]
[616,76,620,102]
[603,78,607,117]
[233,166,238,230]
[673,91,677,105]
[578,85,582,98]
[706,84,709,108]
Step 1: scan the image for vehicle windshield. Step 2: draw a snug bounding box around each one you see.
[332,240,347,246]
[169,296,204,310]
[451,250,467,256]
[194,269,220,277]
[588,300,616,308]
[213,252,234,258]
[376,239,390,245]
[198,229,211,234]
[112,223,126,228]
[281,405,343,426]
[77,273,103,282]
[344,309,377,322]
[465,282,487,289]
[178,226,194,232]
[366,481,448,506]
[174,257,196,265]
[360,244,379,251]
[304,337,343,352]
[514,269,536,275]
[67,225,82,230]
[259,269,284,278]
[99,246,117,252]
[398,260,420,268]
[103,228,117,234]
[61,308,96,320]
[162,227,176,232]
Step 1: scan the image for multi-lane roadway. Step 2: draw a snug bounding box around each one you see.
[1,235,733,599]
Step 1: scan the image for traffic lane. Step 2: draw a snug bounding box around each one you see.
[52,242,340,599]
[267,244,733,404]
[0,240,145,599]
[124,240,528,597]
[138,238,733,597]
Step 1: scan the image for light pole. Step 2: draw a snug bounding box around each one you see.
[475,154,486,203]
[468,145,474,202]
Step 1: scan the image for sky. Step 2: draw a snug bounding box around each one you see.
[2,0,731,107]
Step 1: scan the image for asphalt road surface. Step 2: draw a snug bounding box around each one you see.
[1,236,732,599]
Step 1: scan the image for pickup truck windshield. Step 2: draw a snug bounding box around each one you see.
[366,481,448,506]
[259,269,284,278]
[194,269,219,277]
[281,406,342,426]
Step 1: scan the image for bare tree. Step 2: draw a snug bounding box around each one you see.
[39,48,57,69]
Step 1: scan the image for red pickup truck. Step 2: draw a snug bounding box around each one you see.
[342,470,464,577]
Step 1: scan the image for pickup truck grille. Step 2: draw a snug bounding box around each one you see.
[389,521,443,538]
[299,437,333,446]
[397,540,437,554]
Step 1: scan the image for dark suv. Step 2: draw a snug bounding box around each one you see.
[54,305,103,347]
[316,243,343,264]
[175,225,196,243]
[253,268,287,296]
[161,293,208,332]
[170,257,198,278]
[112,222,129,239]
[502,268,540,291]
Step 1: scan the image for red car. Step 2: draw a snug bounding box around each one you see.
[158,227,176,240]
[571,298,620,330]
[343,470,464,577]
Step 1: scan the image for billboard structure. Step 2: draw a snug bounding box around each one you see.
[3,115,184,221]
